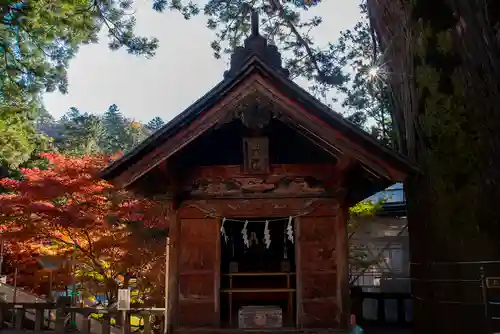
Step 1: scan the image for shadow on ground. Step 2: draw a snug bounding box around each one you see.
[365,329,412,334]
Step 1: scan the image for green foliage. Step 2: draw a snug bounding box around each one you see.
[0,0,161,98]
[145,116,165,133]
[56,107,104,155]
[348,197,386,272]
[349,198,384,217]
[0,0,184,172]
[39,104,157,156]
[348,197,384,232]
[100,104,129,155]
[0,89,50,170]
[334,4,394,146]
[0,0,393,171]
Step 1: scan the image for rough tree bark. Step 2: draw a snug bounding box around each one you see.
[367,0,500,333]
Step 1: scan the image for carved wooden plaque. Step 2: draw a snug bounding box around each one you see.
[243,137,269,174]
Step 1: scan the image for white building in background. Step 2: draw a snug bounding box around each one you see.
[350,183,410,293]
[349,183,411,322]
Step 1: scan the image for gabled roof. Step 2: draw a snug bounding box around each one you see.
[101,12,417,189]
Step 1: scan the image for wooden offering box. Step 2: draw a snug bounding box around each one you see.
[238,305,283,328]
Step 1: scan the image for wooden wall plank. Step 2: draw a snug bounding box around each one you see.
[177,218,219,328]
[297,214,346,328]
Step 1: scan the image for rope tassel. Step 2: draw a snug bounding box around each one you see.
[242,220,249,248]
[264,220,271,249]
[286,216,294,243]
[220,217,228,243]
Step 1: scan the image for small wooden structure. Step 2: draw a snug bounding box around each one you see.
[101,12,414,333]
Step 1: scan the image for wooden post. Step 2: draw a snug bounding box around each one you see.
[0,305,4,329]
[101,312,111,334]
[377,296,386,324]
[81,310,91,334]
[337,207,350,328]
[480,266,490,333]
[122,310,131,334]
[35,308,44,331]
[143,313,152,334]
[167,209,180,330]
[15,308,24,330]
[164,236,170,334]
[294,217,302,328]
[13,268,18,303]
[214,218,221,327]
[55,308,65,334]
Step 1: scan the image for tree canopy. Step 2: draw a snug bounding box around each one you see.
[0,153,170,304]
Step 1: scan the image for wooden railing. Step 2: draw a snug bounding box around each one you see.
[350,287,412,327]
[0,302,166,334]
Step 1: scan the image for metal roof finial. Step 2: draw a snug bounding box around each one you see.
[251,9,259,36]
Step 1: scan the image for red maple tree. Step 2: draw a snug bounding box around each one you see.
[0,153,170,305]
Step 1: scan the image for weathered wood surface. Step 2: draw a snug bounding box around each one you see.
[297,216,343,328]
[179,198,340,220]
[177,218,219,328]
[176,186,345,329]
[183,164,339,198]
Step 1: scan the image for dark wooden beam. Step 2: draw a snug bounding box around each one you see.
[336,155,354,171]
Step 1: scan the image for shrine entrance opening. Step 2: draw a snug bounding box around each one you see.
[219,217,297,328]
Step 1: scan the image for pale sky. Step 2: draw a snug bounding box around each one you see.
[43,1,363,124]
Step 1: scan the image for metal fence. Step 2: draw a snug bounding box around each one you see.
[409,260,500,334]
[349,260,500,332]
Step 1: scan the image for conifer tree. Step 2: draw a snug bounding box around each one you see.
[145,117,165,133]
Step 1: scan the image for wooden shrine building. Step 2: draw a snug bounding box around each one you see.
[101,12,414,333]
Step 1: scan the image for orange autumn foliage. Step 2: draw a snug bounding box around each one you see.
[0,153,169,303]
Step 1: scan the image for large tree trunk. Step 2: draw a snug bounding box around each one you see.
[367,0,500,333]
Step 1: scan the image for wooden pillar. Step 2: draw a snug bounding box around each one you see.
[167,205,179,330]
[35,308,44,331]
[176,216,219,327]
[336,207,350,328]
[295,217,304,328]
[297,211,340,328]
[214,218,221,327]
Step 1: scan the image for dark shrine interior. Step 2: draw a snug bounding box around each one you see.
[220,218,296,274]
[172,118,336,167]
[219,218,297,327]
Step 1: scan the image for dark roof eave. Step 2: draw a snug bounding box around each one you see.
[100,65,255,180]
[101,57,418,181]
[250,61,418,175]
